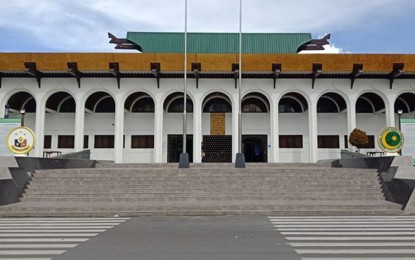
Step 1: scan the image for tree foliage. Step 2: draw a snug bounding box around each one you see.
[349,128,368,148]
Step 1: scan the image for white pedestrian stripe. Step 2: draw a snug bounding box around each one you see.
[282,231,415,235]
[0,217,129,259]
[0,258,52,260]
[269,216,415,260]
[0,244,78,248]
[0,238,89,242]
[288,242,415,247]
[0,233,99,237]
[0,250,65,255]
[302,258,415,260]
[0,229,107,232]
[286,236,415,241]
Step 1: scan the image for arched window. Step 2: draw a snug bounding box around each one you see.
[7,92,36,113]
[317,93,346,113]
[395,93,415,113]
[47,92,75,113]
[132,97,155,112]
[86,92,115,113]
[59,98,76,113]
[95,97,115,113]
[356,93,384,113]
[203,98,231,113]
[242,95,269,113]
[279,98,301,112]
[167,98,193,113]
[279,93,307,113]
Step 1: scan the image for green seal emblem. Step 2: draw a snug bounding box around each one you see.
[377,126,404,153]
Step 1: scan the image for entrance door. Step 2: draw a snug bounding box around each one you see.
[203,135,232,162]
[167,135,193,162]
[244,140,255,162]
[242,135,267,162]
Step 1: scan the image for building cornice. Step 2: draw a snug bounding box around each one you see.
[0,53,414,89]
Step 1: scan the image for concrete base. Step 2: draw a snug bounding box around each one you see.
[0,156,19,180]
[235,153,246,168]
[405,192,415,214]
[179,153,189,169]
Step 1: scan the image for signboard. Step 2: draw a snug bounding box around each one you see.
[377,126,404,153]
[6,126,35,155]
[210,113,225,135]
[0,118,21,156]
[401,119,415,161]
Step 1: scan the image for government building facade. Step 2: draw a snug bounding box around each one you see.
[0,32,414,163]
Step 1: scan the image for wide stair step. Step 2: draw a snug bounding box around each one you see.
[0,163,403,217]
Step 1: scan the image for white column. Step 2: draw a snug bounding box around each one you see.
[153,96,164,163]
[308,98,318,163]
[232,94,239,163]
[34,98,46,157]
[347,97,357,151]
[113,97,124,163]
[270,97,279,162]
[193,97,202,163]
[74,96,85,152]
[0,99,4,118]
[386,97,396,127]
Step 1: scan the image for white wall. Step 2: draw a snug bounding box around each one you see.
[1,76,414,163]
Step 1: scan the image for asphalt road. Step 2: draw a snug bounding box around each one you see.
[5,215,415,259]
[54,216,299,260]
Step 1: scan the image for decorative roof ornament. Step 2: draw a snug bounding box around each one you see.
[108,32,142,52]
[297,34,331,52]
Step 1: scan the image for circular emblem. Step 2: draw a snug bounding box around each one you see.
[6,126,36,154]
[377,126,404,153]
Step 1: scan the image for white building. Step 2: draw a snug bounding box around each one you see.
[0,32,414,163]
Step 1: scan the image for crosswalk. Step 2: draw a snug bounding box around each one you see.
[269,216,415,260]
[0,217,129,260]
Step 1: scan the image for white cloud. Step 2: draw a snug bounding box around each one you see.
[299,44,345,54]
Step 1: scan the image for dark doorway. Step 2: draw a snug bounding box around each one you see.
[202,135,232,162]
[168,135,193,163]
[242,135,267,162]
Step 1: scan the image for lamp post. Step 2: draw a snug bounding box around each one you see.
[20,109,26,127]
[397,109,403,155]
[397,109,403,131]
[4,104,9,118]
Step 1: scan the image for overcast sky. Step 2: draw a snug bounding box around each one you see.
[1,0,414,53]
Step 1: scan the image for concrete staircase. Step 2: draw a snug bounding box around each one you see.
[0,163,403,217]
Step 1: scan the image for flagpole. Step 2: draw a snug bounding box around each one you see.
[235,0,246,168]
[183,0,188,154]
[179,0,189,168]
[238,0,242,154]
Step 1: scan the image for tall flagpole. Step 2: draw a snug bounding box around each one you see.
[235,0,246,168]
[183,0,188,154]
[179,0,190,168]
[238,0,242,154]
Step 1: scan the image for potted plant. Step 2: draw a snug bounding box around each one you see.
[349,128,368,153]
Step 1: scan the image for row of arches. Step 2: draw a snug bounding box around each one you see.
[8,91,415,115]
[4,88,415,163]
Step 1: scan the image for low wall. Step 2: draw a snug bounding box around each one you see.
[55,149,91,160]
[337,151,415,214]
[0,156,95,206]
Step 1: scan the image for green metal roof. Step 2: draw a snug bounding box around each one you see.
[126,32,312,54]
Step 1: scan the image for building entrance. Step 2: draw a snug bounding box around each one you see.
[202,135,232,163]
[167,135,193,163]
[242,135,267,162]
